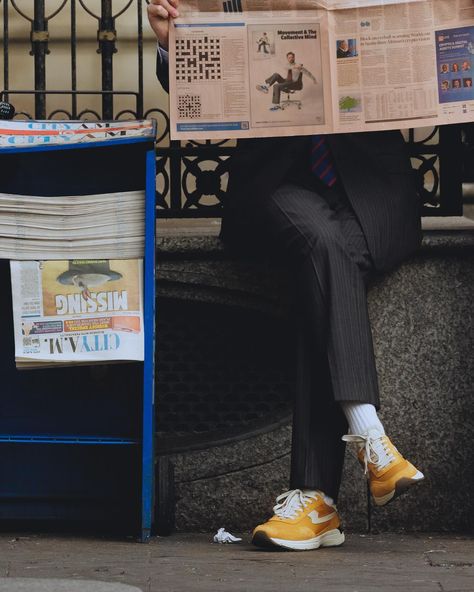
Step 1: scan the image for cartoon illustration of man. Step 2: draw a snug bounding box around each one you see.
[256,52,317,111]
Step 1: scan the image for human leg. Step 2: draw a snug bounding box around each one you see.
[252,183,372,549]
[256,73,286,95]
[251,182,422,547]
[265,73,286,86]
[263,182,379,407]
[272,80,294,104]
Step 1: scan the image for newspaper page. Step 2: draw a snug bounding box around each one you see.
[331,0,474,132]
[168,0,474,139]
[10,259,144,367]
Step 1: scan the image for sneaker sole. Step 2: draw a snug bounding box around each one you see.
[373,471,425,507]
[252,528,345,551]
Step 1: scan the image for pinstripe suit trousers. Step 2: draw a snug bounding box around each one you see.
[257,181,380,500]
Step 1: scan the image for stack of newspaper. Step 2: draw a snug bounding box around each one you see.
[0,120,155,368]
[0,190,145,260]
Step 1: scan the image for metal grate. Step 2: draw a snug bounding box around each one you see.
[155,298,294,453]
[0,0,466,217]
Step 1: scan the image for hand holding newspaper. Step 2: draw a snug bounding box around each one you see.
[168,0,474,139]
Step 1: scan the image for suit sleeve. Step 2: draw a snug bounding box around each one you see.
[156,45,170,94]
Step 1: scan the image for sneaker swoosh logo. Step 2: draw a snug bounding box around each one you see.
[308,510,336,525]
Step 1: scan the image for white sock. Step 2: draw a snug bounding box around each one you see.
[302,489,334,507]
[340,402,385,436]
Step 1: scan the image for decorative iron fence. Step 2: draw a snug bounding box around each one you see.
[0,0,465,217]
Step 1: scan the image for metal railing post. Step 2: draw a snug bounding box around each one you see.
[98,0,116,119]
[32,0,48,119]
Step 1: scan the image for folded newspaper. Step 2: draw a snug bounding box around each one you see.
[169,0,474,139]
[0,190,145,260]
[0,119,155,148]
[10,259,144,369]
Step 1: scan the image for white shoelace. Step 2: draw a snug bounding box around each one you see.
[343,431,396,474]
[272,489,319,519]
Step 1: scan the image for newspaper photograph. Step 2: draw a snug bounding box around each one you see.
[10,259,144,367]
[168,0,474,140]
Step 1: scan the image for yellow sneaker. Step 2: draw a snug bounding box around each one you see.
[252,489,345,551]
[343,429,424,506]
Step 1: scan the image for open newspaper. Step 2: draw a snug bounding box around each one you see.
[10,259,144,368]
[169,0,474,139]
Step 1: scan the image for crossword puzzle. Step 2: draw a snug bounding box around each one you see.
[177,94,202,119]
[176,37,222,83]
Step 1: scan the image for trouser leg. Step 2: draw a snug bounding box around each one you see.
[289,328,348,500]
[273,81,294,104]
[265,73,285,86]
[264,74,294,104]
[258,182,379,500]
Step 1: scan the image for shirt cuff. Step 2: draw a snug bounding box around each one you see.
[157,44,169,65]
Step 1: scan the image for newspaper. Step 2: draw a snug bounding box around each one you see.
[10,259,144,368]
[0,120,156,148]
[0,191,145,260]
[169,0,474,139]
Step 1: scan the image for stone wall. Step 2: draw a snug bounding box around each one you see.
[156,226,474,534]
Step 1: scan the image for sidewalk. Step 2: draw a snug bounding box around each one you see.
[0,532,473,592]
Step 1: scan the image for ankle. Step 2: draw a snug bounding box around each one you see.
[340,402,385,436]
[301,489,334,507]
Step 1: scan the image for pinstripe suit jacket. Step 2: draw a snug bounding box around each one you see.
[157,52,421,272]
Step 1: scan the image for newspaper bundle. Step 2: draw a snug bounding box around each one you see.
[10,259,144,368]
[169,0,474,139]
[0,190,145,260]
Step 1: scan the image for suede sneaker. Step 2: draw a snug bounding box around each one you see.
[343,429,424,506]
[252,489,345,551]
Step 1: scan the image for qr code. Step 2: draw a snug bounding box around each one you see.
[176,37,222,83]
[178,94,202,119]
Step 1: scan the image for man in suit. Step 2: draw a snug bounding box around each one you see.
[256,51,317,110]
[337,39,351,59]
[148,0,424,551]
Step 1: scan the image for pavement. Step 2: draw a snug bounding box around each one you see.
[0,532,473,592]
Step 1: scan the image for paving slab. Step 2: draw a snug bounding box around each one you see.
[0,580,141,592]
[0,533,472,592]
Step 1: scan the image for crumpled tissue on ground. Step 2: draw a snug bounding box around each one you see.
[213,528,242,544]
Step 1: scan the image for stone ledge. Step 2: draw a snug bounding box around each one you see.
[157,216,474,256]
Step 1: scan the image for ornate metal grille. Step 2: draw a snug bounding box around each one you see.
[0,0,465,216]
[155,298,294,453]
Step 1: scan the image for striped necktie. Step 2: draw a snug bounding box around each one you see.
[310,135,337,187]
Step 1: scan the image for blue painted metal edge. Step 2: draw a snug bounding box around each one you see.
[140,146,157,543]
[0,435,137,445]
[0,136,152,155]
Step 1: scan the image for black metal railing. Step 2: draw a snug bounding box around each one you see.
[0,0,467,217]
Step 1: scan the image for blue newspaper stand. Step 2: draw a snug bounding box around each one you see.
[0,122,156,542]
